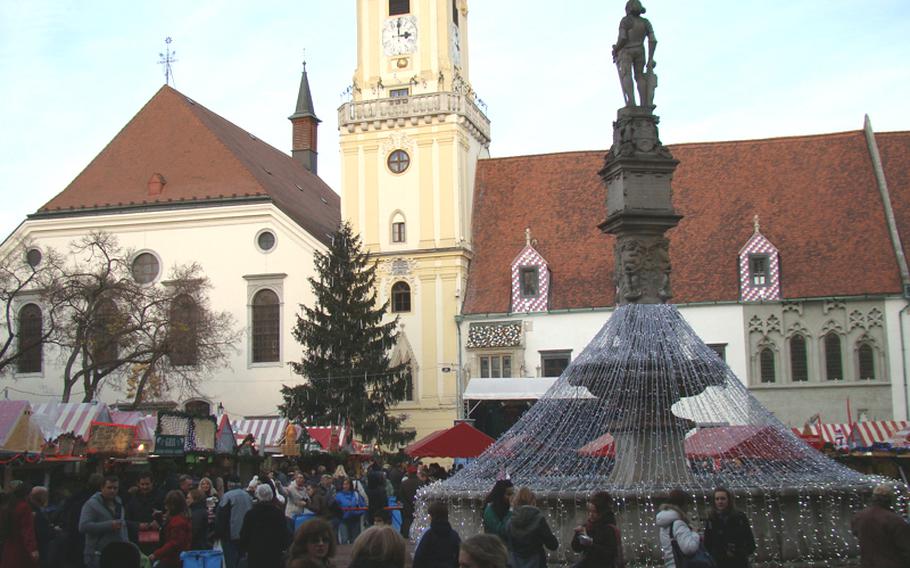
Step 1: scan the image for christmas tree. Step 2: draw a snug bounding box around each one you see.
[280,222,415,448]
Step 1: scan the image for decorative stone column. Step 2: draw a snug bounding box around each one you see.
[598,107,681,305]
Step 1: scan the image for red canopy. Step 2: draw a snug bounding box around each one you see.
[578,433,615,457]
[405,422,495,458]
[685,425,803,460]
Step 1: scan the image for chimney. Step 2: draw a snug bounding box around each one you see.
[289,61,320,174]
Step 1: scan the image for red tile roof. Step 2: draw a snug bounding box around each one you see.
[34,86,340,244]
[463,130,910,314]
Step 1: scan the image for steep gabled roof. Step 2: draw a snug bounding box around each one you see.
[463,130,910,314]
[34,85,340,244]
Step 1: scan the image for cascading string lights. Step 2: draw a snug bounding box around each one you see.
[411,303,902,566]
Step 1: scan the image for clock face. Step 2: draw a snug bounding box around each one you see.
[450,24,461,67]
[382,16,418,56]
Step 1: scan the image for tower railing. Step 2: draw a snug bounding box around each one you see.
[338,92,491,143]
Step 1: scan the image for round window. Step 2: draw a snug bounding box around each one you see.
[257,230,276,252]
[131,252,160,284]
[387,149,411,174]
[25,248,42,268]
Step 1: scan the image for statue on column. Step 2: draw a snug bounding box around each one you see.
[612,0,657,110]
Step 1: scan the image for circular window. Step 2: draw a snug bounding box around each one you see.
[256,230,276,252]
[131,252,160,284]
[387,149,411,174]
[25,248,42,268]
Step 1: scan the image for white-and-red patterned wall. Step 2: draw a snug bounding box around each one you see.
[739,232,781,302]
[510,245,550,313]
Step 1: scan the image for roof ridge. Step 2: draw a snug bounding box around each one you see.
[667,129,867,149]
[482,149,605,163]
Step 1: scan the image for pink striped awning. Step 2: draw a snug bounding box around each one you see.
[849,420,909,448]
[31,402,112,441]
[807,423,852,446]
[231,417,288,449]
[110,411,156,442]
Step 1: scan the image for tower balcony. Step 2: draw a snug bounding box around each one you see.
[338,92,491,145]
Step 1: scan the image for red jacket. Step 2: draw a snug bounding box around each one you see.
[1,500,38,568]
[152,514,192,567]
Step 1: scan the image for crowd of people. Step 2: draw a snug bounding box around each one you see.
[1,460,908,568]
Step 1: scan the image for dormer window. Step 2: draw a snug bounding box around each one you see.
[519,267,539,298]
[749,255,769,287]
[389,0,410,15]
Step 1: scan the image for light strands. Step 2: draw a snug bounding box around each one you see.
[413,304,899,566]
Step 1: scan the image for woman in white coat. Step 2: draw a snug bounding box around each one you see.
[655,489,701,568]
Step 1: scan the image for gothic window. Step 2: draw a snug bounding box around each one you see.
[92,298,120,368]
[403,368,415,401]
[387,150,410,174]
[452,0,459,25]
[824,332,843,381]
[858,343,876,380]
[789,335,808,382]
[759,348,776,383]
[16,303,42,373]
[479,354,512,378]
[389,0,410,15]
[392,282,411,313]
[749,254,769,287]
[252,289,280,363]
[519,267,539,298]
[540,350,571,377]
[169,294,199,366]
[131,252,160,284]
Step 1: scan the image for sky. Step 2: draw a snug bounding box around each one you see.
[1,0,909,239]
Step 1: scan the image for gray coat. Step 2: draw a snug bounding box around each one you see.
[78,492,129,567]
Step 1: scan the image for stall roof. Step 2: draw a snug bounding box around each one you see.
[463,378,595,400]
[405,421,495,459]
[232,416,288,449]
[685,425,804,460]
[306,426,349,452]
[31,402,112,441]
[850,420,908,448]
[110,411,156,442]
[0,400,43,453]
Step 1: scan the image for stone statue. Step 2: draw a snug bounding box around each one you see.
[612,0,657,109]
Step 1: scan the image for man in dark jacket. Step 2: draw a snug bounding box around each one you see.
[61,473,103,568]
[79,476,130,568]
[398,467,427,537]
[413,501,460,568]
[239,485,290,568]
[125,473,163,552]
[851,484,910,568]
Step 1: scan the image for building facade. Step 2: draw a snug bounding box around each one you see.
[338,0,490,438]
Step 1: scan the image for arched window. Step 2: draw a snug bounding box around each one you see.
[169,294,199,366]
[392,282,411,313]
[391,213,406,243]
[759,348,775,383]
[252,289,280,363]
[17,303,42,373]
[824,332,843,381]
[92,298,119,368]
[858,343,876,381]
[789,335,808,382]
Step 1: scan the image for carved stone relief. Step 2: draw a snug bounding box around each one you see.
[614,235,672,304]
[380,132,416,156]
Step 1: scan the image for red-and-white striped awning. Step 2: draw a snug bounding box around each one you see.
[31,402,112,441]
[110,411,156,442]
[806,423,852,445]
[231,417,288,449]
[849,420,909,448]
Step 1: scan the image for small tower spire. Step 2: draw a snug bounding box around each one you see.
[753,214,761,234]
[289,56,321,174]
[525,227,532,246]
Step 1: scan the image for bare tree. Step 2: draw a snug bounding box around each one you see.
[0,241,64,375]
[45,232,238,402]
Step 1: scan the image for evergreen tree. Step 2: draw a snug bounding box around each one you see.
[280,222,415,447]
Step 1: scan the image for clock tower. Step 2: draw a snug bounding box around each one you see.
[339,0,490,441]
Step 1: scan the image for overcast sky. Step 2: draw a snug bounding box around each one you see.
[1,1,908,238]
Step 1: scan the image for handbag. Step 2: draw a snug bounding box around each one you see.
[670,521,716,568]
[138,528,160,544]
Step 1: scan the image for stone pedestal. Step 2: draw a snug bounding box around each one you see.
[599,106,681,305]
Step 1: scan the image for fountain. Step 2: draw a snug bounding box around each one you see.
[413,2,896,565]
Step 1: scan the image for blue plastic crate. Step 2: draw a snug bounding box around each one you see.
[180,549,223,568]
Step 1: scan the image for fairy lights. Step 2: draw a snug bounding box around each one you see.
[412,303,900,565]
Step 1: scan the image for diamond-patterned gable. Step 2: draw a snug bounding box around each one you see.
[510,244,549,313]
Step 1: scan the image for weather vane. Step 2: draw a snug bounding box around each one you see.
[158,37,177,86]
